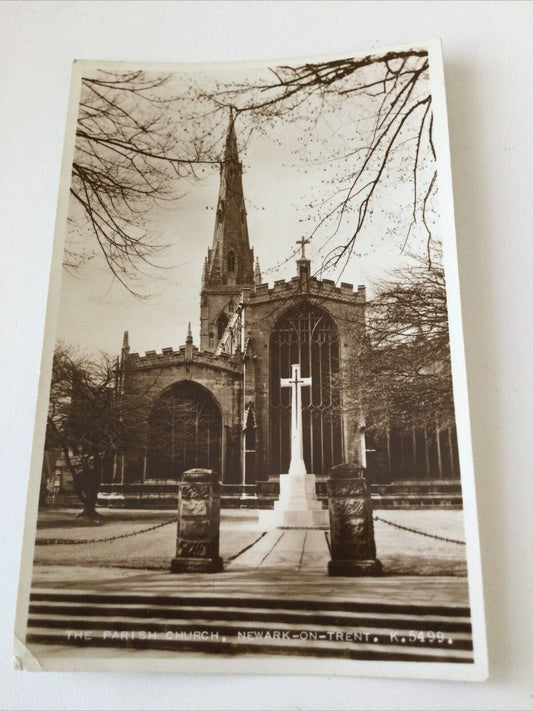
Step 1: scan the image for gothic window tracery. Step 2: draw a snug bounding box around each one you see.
[270,302,342,475]
[147,382,222,480]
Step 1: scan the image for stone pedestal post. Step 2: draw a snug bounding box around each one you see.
[327,463,382,576]
[170,469,223,574]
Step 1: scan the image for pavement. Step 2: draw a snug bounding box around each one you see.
[30,525,469,607]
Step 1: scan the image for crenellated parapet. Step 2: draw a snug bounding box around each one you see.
[249,276,365,306]
[128,344,242,374]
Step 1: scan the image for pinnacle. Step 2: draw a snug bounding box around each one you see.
[254,257,262,284]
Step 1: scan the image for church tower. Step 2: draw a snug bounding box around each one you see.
[200,115,257,351]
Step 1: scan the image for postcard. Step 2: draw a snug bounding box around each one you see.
[14,38,488,680]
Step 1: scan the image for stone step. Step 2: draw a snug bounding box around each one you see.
[28,602,472,632]
[26,590,473,663]
[30,591,470,618]
[96,481,463,510]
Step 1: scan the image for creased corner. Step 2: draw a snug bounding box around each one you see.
[13,635,42,671]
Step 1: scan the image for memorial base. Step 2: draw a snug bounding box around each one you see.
[327,558,383,577]
[258,473,329,529]
[170,557,223,574]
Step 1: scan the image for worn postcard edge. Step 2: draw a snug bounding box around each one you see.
[14,37,488,681]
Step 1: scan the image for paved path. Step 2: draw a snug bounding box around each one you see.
[31,566,469,605]
[227,529,328,572]
[30,526,469,606]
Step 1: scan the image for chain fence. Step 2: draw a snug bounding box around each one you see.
[36,514,465,547]
[35,517,178,546]
[373,515,466,545]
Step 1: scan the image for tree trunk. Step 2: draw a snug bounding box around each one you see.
[76,456,102,520]
[87,454,103,518]
[82,487,99,518]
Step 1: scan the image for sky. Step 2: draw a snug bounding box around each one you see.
[54,50,438,358]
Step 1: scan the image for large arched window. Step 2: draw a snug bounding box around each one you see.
[269,302,342,475]
[216,312,229,341]
[147,381,222,479]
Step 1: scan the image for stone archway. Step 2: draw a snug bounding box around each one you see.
[269,302,343,475]
[147,381,222,480]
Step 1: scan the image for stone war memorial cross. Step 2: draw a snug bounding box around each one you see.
[259,363,329,528]
[281,364,311,476]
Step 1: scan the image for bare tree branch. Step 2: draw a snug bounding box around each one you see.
[203,49,436,275]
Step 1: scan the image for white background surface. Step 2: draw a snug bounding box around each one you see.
[1,2,532,709]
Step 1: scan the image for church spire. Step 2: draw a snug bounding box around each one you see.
[204,111,255,288]
[224,109,240,164]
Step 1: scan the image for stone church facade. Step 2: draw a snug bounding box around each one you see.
[111,120,460,493]
[115,120,366,488]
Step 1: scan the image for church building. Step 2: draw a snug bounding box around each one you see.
[115,119,367,489]
[108,118,460,505]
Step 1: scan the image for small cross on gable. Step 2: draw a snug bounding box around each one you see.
[296,236,310,260]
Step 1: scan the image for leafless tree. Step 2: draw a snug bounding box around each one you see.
[45,343,152,518]
[206,49,437,274]
[343,247,454,437]
[68,70,220,295]
[68,50,437,293]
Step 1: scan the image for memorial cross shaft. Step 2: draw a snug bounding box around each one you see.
[281,363,311,476]
[258,363,327,528]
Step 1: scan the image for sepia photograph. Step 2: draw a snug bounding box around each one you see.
[15,38,487,680]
